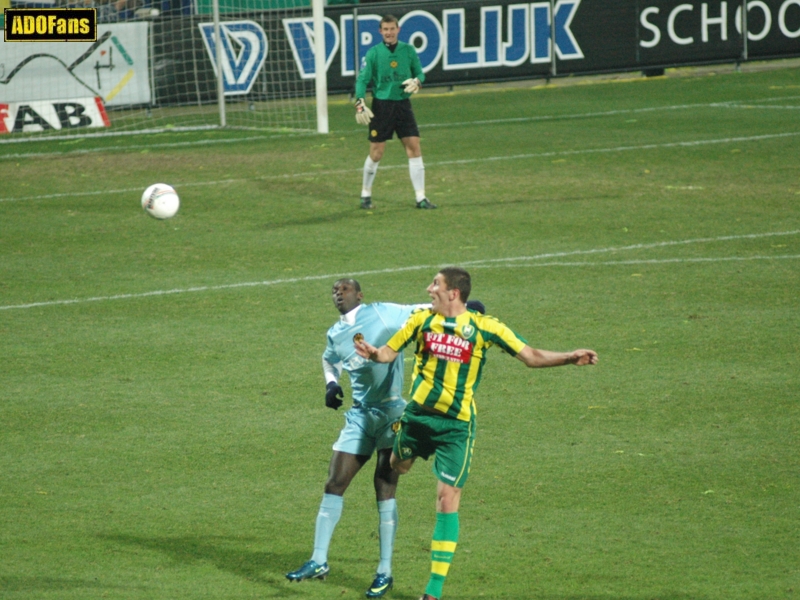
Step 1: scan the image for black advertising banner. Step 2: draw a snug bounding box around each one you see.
[150,0,800,106]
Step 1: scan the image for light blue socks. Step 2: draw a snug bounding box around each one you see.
[311,493,343,565]
[309,494,397,574]
[377,498,398,576]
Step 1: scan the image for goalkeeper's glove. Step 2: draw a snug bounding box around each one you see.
[325,381,344,410]
[402,77,421,94]
[466,300,486,314]
[355,98,374,125]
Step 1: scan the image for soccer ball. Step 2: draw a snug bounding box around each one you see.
[141,183,180,219]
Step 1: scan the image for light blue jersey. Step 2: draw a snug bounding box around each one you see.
[324,302,417,408]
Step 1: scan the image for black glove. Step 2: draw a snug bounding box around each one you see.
[466,300,486,314]
[325,382,344,410]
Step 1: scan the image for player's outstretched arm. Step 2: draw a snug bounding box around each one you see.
[516,346,598,368]
[354,339,399,364]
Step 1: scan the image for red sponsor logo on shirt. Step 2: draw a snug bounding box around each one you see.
[423,332,473,364]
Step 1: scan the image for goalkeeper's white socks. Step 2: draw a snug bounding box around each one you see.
[362,156,379,198]
[409,156,426,202]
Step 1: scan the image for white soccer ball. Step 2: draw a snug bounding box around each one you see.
[141,183,180,219]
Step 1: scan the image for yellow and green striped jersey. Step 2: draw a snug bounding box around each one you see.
[386,309,528,421]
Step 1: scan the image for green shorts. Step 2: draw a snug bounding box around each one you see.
[393,401,476,488]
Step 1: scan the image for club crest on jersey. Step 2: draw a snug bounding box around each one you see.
[390,60,398,68]
[460,324,475,339]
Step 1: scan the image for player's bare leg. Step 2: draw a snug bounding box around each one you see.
[369,141,387,162]
[374,448,399,500]
[325,450,369,495]
[435,480,461,513]
[390,449,416,474]
[400,136,421,159]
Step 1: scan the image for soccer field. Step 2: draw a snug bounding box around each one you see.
[1,63,799,600]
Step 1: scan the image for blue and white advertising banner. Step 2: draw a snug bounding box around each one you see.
[316,0,800,89]
[198,20,268,94]
[150,0,799,105]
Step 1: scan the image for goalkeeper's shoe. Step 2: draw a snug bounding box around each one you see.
[286,560,329,582]
[360,196,374,209]
[366,573,393,598]
[415,198,437,210]
[418,595,438,600]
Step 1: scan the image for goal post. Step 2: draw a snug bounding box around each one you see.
[312,0,329,134]
[0,0,328,140]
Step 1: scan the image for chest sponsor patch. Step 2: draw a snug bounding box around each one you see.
[423,332,473,364]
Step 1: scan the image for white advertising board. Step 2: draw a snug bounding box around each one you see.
[0,22,151,108]
[1,97,110,134]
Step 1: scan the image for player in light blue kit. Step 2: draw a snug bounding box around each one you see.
[285,278,419,599]
[286,278,484,599]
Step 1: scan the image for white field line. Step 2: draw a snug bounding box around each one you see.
[722,104,800,110]
[1,230,798,312]
[421,100,799,128]
[747,94,800,103]
[460,230,800,264]
[1,96,798,161]
[424,102,719,128]
[427,131,800,167]
[2,130,799,204]
[483,255,800,269]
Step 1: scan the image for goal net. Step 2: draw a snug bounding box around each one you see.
[0,0,325,139]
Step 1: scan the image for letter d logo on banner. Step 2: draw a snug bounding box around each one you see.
[198,21,268,95]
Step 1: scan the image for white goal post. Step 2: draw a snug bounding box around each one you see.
[0,0,329,139]
[312,0,329,134]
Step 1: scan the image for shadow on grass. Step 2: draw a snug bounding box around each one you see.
[445,593,704,600]
[255,194,616,232]
[98,535,705,600]
[0,576,126,593]
[100,533,375,597]
[258,207,378,232]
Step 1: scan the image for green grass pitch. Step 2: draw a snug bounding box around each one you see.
[1,64,799,600]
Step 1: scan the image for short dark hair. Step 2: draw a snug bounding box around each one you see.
[381,14,399,26]
[439,267,471,302]
[333,278,361,292]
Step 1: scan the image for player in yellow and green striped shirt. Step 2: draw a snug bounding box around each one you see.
[355,267,598,600]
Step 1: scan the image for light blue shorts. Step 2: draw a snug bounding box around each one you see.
[332,401,407,456]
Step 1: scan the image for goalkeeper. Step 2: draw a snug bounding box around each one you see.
[354,14,435,210]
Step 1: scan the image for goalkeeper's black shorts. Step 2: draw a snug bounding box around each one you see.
[368,98,420,142]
